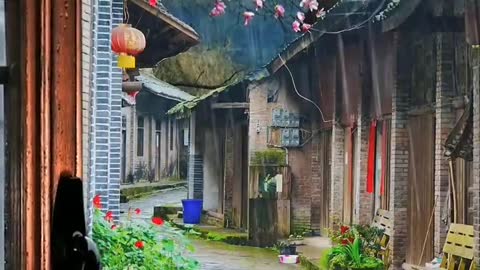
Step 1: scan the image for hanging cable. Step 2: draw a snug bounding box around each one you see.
[278,54,332,123]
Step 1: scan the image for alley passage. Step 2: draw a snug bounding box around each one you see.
[121,187,299,270]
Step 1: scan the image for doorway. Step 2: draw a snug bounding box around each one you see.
[406,113,434,265]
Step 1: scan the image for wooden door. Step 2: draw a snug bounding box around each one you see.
[5,0,83,269]
[406,114,435,265]
[311,130,332,235]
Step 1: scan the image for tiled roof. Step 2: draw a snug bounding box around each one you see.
[143,0,199,37]
[137,69,194,102]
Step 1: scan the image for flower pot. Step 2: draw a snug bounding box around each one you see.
[278,255,299,264]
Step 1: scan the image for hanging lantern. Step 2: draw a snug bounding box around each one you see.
[111,24,146,68]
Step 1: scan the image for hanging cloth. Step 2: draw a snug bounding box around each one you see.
[366,120,377,194]
[380,121,388,195]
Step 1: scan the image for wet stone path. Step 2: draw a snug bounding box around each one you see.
[120,187,300,270]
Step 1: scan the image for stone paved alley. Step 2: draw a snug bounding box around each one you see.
[120,187,299,270]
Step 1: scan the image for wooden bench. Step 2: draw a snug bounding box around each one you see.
[440,224,475,270]
[371,209,393,268]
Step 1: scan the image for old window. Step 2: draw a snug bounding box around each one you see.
[137,116,144,156]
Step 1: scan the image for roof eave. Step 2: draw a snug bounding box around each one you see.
[129,0,200,43]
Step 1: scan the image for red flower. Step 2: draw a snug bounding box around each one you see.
[93,195,101,209]
[152,217,164,226]
[135,240,144,249]
[340,225,350,234]
[111,224,118,230]
[105,211,113,222]
[341,239,349,245]
[135,208,141,215]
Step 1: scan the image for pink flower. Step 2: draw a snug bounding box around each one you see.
[300,0,319,11]
[297,12,305,22]
[243,11,255,26]
[292,20,301,32]
[149,0,157,7]
[210,0,226,17]
[274,5,285,18]
[316,8,326,18]
[135,208,141,215]
[302,23,312,32]
[254,0,264,10]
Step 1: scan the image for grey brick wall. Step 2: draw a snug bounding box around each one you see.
[389,32,410,270]
[434,32,455,256]
[472,48,480,266]
[88,0,123,222]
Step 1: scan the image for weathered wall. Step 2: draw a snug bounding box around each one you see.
[121,105,186,182]
[248,68,315,231]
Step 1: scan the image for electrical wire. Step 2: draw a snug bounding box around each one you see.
[309,0,388,35]
[278,54,333,123]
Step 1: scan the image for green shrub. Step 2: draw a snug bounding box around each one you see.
[92,206,199,270]
[321,229,384,270]
[251,150,286,166]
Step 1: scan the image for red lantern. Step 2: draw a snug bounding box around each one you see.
[111,24,146,68]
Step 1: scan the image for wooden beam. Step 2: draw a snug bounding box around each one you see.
[211,102,249,109]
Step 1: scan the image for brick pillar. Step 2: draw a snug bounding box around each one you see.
[223,123,234,227]
[472,47,480,267]
[107,0,124,221]
[330,122,345,227]
[354,116,373,225]
[311,123,322,233]
[434,32,455,255]
[389,33,410,269]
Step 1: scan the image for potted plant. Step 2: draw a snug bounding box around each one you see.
[321,231,384,270]
[275,240,297,255]
[288,234,304,246]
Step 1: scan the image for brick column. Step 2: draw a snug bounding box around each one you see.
[107,0,124,221]
[472,47,480,267]
[434,32,455,255]
[311,123,322,233]
[330,122,345,228]
[223,122,234,227]
[389,32,410,269]
[354,116,373,225]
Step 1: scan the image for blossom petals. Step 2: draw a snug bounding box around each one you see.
[292,20,301,32]
[243,11,255,26]
[274,5,285,19]
[210,0,226,17]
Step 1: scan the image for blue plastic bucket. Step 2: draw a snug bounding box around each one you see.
[182,199,203,224]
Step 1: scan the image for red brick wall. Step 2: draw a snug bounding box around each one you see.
[248,75,315,231]
[389,32,410,270]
